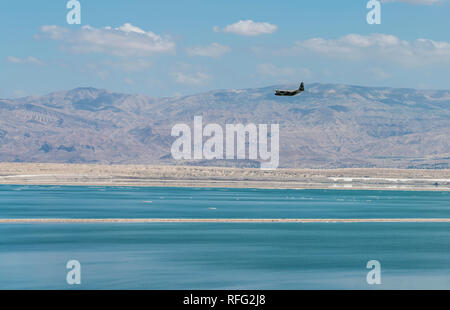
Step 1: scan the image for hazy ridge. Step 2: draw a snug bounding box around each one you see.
[0,83,449,168]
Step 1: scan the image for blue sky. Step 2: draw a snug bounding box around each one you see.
[1,0,449,98]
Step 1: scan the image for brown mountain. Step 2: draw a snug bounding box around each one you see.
[0,83,449,168]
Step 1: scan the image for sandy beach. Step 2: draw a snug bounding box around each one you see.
[0,162,448,191]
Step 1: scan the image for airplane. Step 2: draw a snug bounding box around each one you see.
[275,82,304,96]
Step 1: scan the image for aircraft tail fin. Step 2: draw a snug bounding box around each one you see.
[299,82,304,91]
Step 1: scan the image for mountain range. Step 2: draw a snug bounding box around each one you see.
[0,83,449,168]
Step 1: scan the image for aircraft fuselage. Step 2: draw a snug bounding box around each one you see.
[274,90,301,96]
[274,82,304,96]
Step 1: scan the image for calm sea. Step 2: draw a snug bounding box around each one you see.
[0,185,449,289]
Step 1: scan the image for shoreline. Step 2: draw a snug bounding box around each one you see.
[0,182,449,192]
[0,163,449,191]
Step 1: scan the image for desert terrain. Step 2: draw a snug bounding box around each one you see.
[1,84,449,169]
[0,163,448,191]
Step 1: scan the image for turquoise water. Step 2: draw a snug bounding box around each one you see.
[0,185,449,289]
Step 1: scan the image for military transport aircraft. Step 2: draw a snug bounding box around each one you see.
[275,82,304,96]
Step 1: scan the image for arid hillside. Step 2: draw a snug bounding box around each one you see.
[0,83,449,168]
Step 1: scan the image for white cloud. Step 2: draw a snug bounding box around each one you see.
[257,63,311,79]
[83,59,152,75]
[7,56,44,65]
[82,63,109,79]
[186,43,231,58]
[171,71,211,85]
[380,0,443,4]
[367,67,391,80]
[12,90,28,98]
[40,25,70,40]
[39,23,175,56]
[124,77,134,85]
[215,20,277,36]
[108,59,152,72]
[290,34,450,66]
